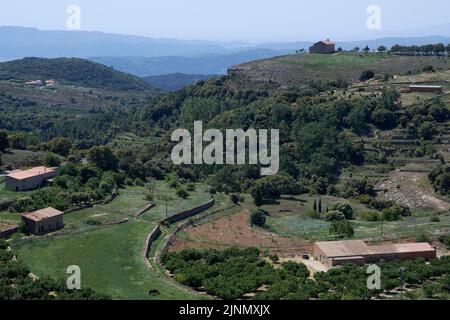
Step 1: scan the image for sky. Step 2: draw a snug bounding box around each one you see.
[0,0,449,42]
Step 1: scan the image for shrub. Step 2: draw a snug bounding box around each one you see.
[329,203,353,219]
[415,233,429,243]
[176,187,189,199]
[430,216,441,223]
[360,211,380,222]
[10,197,36,213]
[360,70,375,81]
[325,210,345,221]
[306,210,321,219]
[251,209,267,227]
[329,220,354,238]
[269,254,279,263]
[439,234,450,248]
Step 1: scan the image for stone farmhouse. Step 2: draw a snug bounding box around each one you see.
[5,166,59,191]
[309,39,335,54]
[21,207,64,236]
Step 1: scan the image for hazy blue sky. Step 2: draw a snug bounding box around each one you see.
[1,0,449,42]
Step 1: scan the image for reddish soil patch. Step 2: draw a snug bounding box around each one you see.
[169,210,313,257]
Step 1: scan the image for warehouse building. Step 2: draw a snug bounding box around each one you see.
[5,166,59,191]
[22,207,64,236]
[313,240,436,267]
[409,85,443,93]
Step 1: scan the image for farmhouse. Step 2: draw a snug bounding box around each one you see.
[309,39,335,54]
[313,240,436,267]
[21,207,64,235]
[409,85,443,93]
[5,166,59,191]
[0,223,19,239]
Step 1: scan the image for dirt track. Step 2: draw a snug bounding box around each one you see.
[169,210,312,257]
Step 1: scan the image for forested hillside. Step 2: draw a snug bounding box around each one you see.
[0,58,155,91]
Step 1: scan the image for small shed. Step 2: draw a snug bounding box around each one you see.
[22,207,64,235]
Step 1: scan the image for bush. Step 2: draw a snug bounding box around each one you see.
[430,216,441,223]
[415,233,430,243]
[329,203,353,219]
[329,220,354,238]
[251,209,267,227]
[10,197,36,213]
[325,210,345,221]
[439,234,450,248]
[176,187,188,199]
[359,70,375,81]
[306,210,321,219]
[360,211,380,222]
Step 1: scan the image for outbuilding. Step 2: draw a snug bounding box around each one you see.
[5,166,59,191]
[309,39,335,54]
[409,85,443,93]
[22,207,64,235]
[313,240,436,267]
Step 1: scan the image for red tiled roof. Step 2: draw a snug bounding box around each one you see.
[7,166,55,180]
[22,207,63,222]
[318,39,335,45]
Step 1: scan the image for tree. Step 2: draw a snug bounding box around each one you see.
[329,203,353,219]
[251,209,266,227]
[325,210,346,221]
[313,199,317,212]
[318,198,322,213]
[363,45,370,53]
[88,146,119,171]
[377,45,387,53]
[353,47,360,52]
[46,137,72,157]
[8,133,27,150]
[44,152,61,167]
[0,130,10,152]
[359,70,375,81]
[329,221,354,238]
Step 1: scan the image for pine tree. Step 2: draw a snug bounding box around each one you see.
[313,200,317,212]
[318,198,322,213]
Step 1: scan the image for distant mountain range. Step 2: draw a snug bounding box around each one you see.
[1,26,450,77]
[90,49,291,77]
[143,73,217,91]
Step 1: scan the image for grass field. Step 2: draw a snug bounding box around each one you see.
[0,181,34,203]
[281,53,387,67]
[13,220,196,300]
[11,181,213,300]
[263,196,450,241]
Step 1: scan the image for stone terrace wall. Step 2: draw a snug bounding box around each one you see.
[161,198,215,225]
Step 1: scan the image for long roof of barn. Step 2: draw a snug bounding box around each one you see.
[315,240,435,258]
[7,166,55,180]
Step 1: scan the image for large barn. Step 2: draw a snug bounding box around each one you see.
[5,166,59,191]
[313,240,436,267]
[309,39,335,54]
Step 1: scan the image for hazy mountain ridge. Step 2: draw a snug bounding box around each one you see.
[143,73,217,91]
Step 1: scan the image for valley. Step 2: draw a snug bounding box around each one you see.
[2,49,450,300]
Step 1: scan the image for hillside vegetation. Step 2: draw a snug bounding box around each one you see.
[0,57,155,91]
[229,53,450,93]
